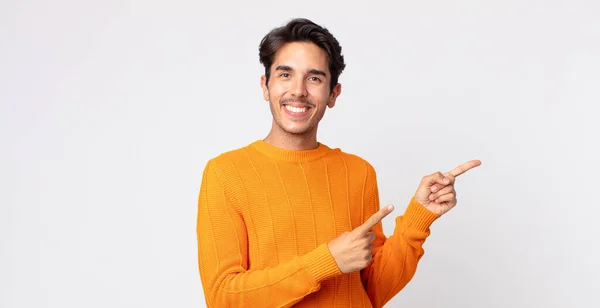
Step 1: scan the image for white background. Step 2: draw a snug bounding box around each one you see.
[2,0,599,307]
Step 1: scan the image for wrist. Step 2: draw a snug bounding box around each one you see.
[301,243,342,282]
[403,197,440,231]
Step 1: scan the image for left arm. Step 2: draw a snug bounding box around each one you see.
[360,159,481,307]
[359,164,439,308]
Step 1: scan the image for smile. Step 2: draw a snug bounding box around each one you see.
[284,105,309,113]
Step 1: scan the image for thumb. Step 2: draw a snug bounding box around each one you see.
[421,171,450,188]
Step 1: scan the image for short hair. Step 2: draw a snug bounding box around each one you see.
[258,18,346,92]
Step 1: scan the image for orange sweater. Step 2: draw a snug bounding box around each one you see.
[197,140,440,307]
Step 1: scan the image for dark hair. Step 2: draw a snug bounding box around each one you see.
[258,18,346,92]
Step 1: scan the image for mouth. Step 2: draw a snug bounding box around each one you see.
[282,104,311,118]
[284,105,309,113]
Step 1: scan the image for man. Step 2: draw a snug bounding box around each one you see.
[197,18,481,308]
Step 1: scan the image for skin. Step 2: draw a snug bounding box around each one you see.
[259,40,482,274]
[260,41,341,151]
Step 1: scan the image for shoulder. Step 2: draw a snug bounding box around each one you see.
[201,142,255,176]
[327,145,378,177]
[210,145,249,165]
[327,146,380,197]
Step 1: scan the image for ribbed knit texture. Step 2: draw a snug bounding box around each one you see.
[197,140,440,308]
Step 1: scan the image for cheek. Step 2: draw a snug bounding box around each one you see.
[269,84,286,100]
[308,88,331,104]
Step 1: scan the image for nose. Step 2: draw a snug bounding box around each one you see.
[291,78,308,97]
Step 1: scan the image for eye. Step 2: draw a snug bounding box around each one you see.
[308,76,321,82]
[279,73,291,78]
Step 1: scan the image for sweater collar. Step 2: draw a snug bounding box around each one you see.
[249,140,334,162]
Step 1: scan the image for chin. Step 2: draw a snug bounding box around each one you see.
[278,122,314,135]
[283,126,312,135]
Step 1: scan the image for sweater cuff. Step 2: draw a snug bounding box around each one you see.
[403,197,440,231]
[301,243,342,283]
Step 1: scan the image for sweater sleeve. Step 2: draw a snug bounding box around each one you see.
[197,160,342,308]
[360,163,440,308]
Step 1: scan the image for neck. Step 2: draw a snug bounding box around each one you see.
[263,121,319,151]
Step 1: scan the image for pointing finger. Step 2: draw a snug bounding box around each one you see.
[447,160,482,177]
[355,204,394,234]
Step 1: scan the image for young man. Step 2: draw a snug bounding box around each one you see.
[197,18,481,308]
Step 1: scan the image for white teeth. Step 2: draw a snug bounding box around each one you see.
[285,105,308,113]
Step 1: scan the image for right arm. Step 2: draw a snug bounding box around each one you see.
[197,160,342,308]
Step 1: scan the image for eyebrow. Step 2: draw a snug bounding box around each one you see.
[275,65,327,77]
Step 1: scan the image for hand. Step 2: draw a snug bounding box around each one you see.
[328,204,395,274]
[414,160,481,216]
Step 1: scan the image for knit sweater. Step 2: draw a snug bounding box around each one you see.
[196,140,440,308]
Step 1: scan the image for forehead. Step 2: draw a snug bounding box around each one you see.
[272,41,329,72]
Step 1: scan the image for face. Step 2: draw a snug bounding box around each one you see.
[261,41,342,136]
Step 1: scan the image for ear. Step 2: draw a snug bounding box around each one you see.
[260,75,269,101]
[327,83,342,108]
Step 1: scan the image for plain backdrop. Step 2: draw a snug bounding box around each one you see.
[2,0,599,307]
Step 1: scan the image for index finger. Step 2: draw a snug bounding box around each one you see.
[354,205,394,234]
[447,159,482,177]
